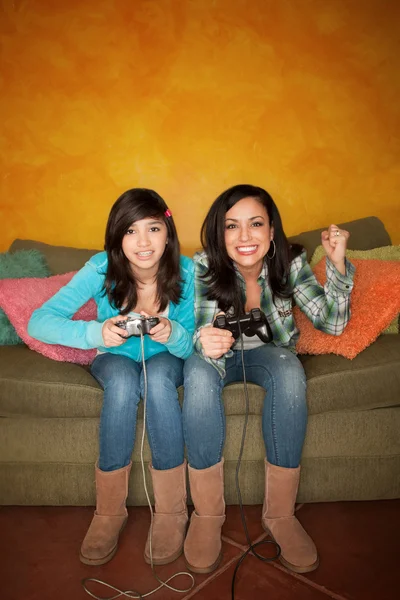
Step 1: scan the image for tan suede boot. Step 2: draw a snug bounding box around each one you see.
[80,462,131,566]
[144,461,188,565]
[184,459,226,574]
[262,460,319,573]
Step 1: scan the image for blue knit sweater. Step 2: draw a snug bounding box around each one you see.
[28,252,195,361]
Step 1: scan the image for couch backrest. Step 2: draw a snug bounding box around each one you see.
[8,239,100,275]
[288,216,391,259]
[9,216,392,274]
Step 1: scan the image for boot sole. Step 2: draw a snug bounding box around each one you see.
[144,545,184,566]
[79,544,118,566]
[279,554,320,573]
[184,552,222,574]
[262,523,319,574]
[79,518,127,566]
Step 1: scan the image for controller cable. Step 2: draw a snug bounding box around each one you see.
[81,329,195,599]
[230,318,281,600]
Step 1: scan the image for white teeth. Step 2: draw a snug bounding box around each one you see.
[237,246,257,253]
[137,251,153,256]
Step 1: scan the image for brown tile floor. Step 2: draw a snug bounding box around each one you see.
[1,500,399,600]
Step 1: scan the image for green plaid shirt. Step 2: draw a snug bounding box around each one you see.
[193,250,355,377]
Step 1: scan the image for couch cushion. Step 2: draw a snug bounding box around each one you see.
[1,336,399,419]
[8,239,100,276]
[221,335,400,416]
[300,335,400,414]
[0,346,102,418]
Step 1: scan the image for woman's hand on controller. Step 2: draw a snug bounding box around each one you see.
[140,311,171,343]
[200,317,234,359]
[102,316,129,347]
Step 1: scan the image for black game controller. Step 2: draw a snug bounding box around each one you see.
[214,308,272,343]
[116,316,160,338]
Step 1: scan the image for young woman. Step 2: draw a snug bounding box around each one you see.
[182,184,354,574]
[28,188,194,566]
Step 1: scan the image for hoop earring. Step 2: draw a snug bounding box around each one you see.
[266,239,276,260]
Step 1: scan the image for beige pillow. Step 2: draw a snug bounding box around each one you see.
[309,245,400,334]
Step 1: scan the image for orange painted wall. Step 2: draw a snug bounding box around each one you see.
[1,0,399,255]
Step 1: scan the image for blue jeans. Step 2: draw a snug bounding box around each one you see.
[183,345,308,470]
[91,352,185,472]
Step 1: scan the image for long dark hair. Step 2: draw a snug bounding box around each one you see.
[104,188,181,313]
[200,184,303,313]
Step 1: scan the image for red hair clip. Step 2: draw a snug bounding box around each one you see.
[164,209,172,218]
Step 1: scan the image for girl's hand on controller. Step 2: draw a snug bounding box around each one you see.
[102,316,129,347]
[140,311,171,344]
[200,313,234,359]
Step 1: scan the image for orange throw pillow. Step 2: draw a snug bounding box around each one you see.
[295,258,400,359]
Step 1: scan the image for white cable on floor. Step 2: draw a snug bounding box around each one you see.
[82,331,195,599]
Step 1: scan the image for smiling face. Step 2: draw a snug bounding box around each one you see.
[224,196,274,276]
[121,216,168,278]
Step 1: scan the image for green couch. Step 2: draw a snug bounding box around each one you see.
[1,217,399,505]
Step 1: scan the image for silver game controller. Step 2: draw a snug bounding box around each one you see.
[115,316,160,338]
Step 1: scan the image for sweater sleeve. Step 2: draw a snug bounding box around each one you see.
[28,260,105,349]
[164,259,196,359]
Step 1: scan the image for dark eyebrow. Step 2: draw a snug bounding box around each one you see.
[130,220,163,226]
[225,216,265,222]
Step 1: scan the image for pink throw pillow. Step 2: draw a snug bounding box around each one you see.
[295,258,400,359]
[0,272,97,364]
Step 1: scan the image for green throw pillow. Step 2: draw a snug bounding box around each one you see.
[0,249,50,345]
[309,245,400,334]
